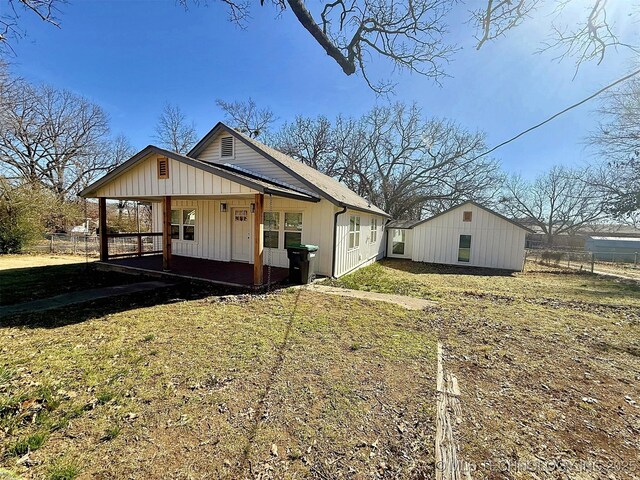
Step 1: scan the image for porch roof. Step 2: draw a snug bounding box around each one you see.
[79,145,321,202]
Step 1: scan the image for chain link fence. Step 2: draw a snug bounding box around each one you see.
[28,233,163,258]
[526,248,640,279]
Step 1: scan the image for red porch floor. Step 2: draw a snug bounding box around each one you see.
[100,254,289,288]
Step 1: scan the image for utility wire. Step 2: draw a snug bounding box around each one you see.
[471,67,640,161]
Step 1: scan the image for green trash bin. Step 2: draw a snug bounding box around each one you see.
[286,244,319,284]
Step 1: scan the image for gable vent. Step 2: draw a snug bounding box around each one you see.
[157,157,169,179]
[221,136,234,158]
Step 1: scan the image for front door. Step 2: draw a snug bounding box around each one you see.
[232,208,252,262]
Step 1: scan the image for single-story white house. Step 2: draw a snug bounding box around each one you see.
[386,201,533,271]
[80,122,389,287]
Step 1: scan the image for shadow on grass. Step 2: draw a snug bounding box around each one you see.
[380,258,518,277]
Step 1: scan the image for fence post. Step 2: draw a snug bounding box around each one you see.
[635,252,638,266]
[137,234,142,256]
[591,253,595,273]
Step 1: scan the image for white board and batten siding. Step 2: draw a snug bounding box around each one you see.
[333,210,386,278]
[95,153,258,198]
[411,204,527,271]
[152,197,337,276]
[197,134,309,192]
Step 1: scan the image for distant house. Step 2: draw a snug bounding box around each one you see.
[585,236,640,263]
[80,122,389,287]
[386,201,533,271]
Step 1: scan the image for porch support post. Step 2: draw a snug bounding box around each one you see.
[99,197,108,262]
[163,195,172,271]
[253,193,264,286]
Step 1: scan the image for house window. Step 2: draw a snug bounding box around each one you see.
[370,218,378,243]
[458,235,471,262]
[170,208,196,241]
[349,216,360,249]
[284,212,303,247]
[263,212,280,249]
[221,136,234,158]
[392,229,405,255]
[463,211,472,222]
[157,157,169,179]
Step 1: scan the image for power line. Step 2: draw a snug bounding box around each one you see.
[472,67,640,161]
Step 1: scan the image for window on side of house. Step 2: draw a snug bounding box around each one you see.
[284,212,303,248]
[392,229,405,255]
[263,212,280,249]
[458,234,471,262]
[370,218,378,243]
[463,211,472,222]
[170,208,196,241]
[349,215,360,249]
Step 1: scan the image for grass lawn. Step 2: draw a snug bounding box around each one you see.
[330,259,640,479]
[0,260,437,479]
[0,255,141,306]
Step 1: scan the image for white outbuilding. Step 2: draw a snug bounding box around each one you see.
[386,201,532,271]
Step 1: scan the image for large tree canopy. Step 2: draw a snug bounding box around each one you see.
[268,103,502,218]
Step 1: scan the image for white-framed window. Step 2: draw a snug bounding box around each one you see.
[263,212,280,248]
[370,217,378,243]
[392,229,405,255]
[458,234,471,262]
[220,136,234,158]
[170,208,196,241]
[263,211,303,248]
[349,215,360,249]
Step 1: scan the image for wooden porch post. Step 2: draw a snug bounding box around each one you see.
[99,197,108,262]
[163,195,172,271]
[253,193,264,286]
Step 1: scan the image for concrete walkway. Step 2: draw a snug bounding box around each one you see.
[304,284,436,310]
[0,281,173,318]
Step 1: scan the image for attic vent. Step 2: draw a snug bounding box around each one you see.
[463,211,472,222]
[157,157,169,179]
[221,136,234,158]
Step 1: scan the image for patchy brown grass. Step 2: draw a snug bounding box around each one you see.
[331,259,640,479]
[0,267,437,479]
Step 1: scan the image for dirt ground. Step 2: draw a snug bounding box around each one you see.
[0,260,437,479]
[331,259,640,479]
[0,255,90,271]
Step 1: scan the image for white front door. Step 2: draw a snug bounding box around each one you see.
[232,208,252,262]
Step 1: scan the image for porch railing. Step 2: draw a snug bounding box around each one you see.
[105,232,163,259]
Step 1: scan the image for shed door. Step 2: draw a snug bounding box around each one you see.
[232,208,251,262]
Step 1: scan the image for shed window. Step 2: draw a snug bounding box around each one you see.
[392,229,405,255]
[221,136,234,158]
[370,218,378,243]
[463,211,472,222]
[157,157,169,179]
[170,208,196,241]
[349,216,360,249]
[458,235,471,262]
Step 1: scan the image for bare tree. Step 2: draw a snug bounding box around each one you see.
[153,103,197,154]
[499,166,608,245]
[181,1,637,92]
[1,0,65,56]
[216,98,276,139]
[271,103,502,218]
[0,76,113,199]
[587,74,640,224]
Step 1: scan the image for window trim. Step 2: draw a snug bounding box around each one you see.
[263,210,303,249]
[370,217,378,243]
[220,136,235,159]
[458,234,471,262]
[170,208,197,242]
[348,215,361,250]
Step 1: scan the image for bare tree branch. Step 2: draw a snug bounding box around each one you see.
[153,103,198,154]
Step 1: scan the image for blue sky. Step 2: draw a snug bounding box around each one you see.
[5,0,638,178]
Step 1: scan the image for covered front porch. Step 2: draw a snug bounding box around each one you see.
[99,254,289,288]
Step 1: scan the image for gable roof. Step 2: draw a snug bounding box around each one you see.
[79,145,320,202]
[388,201,534,233]
[189,122,390,217]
